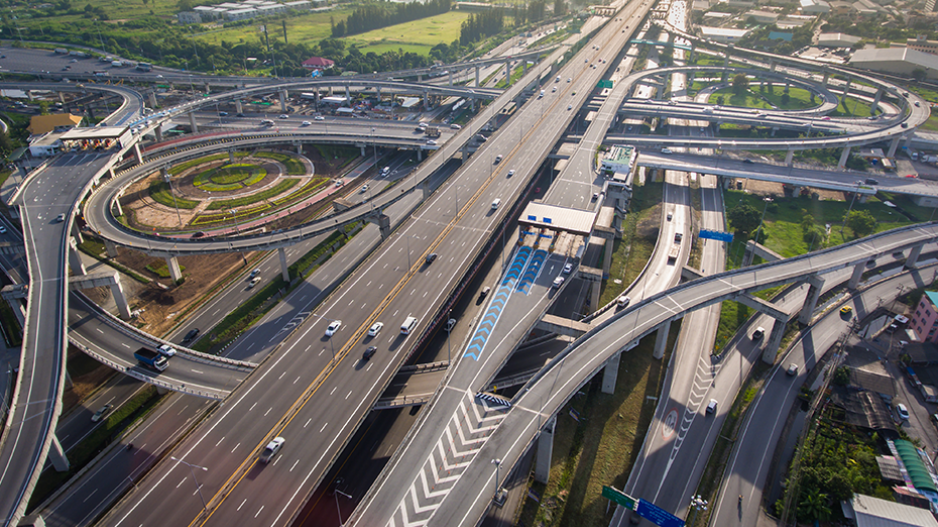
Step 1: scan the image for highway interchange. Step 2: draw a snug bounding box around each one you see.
[1,0,937,526]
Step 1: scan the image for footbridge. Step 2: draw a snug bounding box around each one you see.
[352,222,938,527]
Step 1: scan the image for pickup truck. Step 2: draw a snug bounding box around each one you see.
[667,233,683,264]
[134,348,168,372]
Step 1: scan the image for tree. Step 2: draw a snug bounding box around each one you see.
[728,204,761,236]
[798,490,831,523]
[731,73,749,95]
[553,0,565,16]
[716,95,724,106]
[844,210,876,238]
[912,68,927,82]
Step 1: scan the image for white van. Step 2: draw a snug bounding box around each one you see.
[401,316,418,335]
[491,198,501,210]
[381,166,390,176]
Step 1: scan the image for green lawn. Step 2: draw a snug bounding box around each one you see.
[344,11,470,55]
[192,9,354,47]
[831,96,875,118]
[707,86,815,110]
[600,181,662,306]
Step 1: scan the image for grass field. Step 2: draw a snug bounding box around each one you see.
[343,11,470,55]
[600,180,662,306]
[192,9,354,47]
[707,86,815,110]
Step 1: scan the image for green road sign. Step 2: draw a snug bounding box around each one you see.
[597,79,613,89]
[602,486,636,510]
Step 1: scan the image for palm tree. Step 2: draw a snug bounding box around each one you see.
[798,490,831,525]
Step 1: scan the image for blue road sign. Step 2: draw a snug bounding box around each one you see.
[699,229,733,243]
[634,499,685,527]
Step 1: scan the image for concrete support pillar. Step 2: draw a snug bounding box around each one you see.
[769,59,777,72]
[49,435,70,472]
[376,86,381,102]
[848,261,866,289]
[906,244,923,269]
[416,149,423,161]
[166,256,183,282]
[653,320,671,360]
[785,149,794,166]
[723,53,729,68]
[858,194,868,204]
[504,61,511,86]
[154,126,163,142]
[315,90,320,106]
[345,85,350,101]
[792,185,803,197]
[188,111,199,134]
[204,82,210,94]
[601,351,621,394]
[113,197,123,217]
[109,277,133,320]
[871,88,883,113]
[822,69,830,87]
[590,280,601,313]
[279,90,287,113]
[888,137,900,158]
[448,70,453,86]
[229,150,235,163]
[235,99,243,115]
[279,247,290,282]
[360,145,366,157]
[838,146,851,168]
[771,127,778,137]
[424,90,430,111]
[72,222,84,245]
[798,274,825,325]
[842,78,852,100]
[148,91,157,108]
[296,143,302,155]
[104,240,119,258]
[133,143,143,164]
[523,60,528,76]
[470,96,476,111]
[68,238,86,276]
[761,317,787,364]
[533,416,556,484]
[475,65,481,87]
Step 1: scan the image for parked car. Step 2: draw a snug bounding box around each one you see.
[896,403,910,421]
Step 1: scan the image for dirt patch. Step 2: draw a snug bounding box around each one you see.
[87,239,259,337]
[636,203,661,241]
[62,346,117,414]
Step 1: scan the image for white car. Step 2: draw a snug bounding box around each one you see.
[706,399,717,414]
[617,295,631,308]
[314,115,325,121]
[157,344,177,357]
[426,139,438,146]
[563,263,573,274]
[260,437,285,463]
[248,276,261,288]
[301,120,311,126]
[368,322,384,337]
[507,169,515,177]
[360,184,369,193]
[278,114,289,119]
[450,123,461,130]
[325,320,342,337]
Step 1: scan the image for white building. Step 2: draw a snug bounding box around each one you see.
[800,0,830,13]
[850,47,938,79]
[193,5,223,19]
[225,8,257,20]
[746,10,779,23]
[284,0,312,9]
[699,26,751,43]
[818,32,861,47]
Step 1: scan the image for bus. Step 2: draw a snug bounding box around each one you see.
[136,62,152,72]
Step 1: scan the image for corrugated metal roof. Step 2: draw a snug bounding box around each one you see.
[519,202,597,235]
[851,493,938,527]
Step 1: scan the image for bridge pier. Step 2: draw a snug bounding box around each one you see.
[104,239,119,258]
[533,416,556,484]
[653,320,671,360]
[112,197,123,218]
[761,317,787,364]
[504,60,511,86]
[72,222,84,245]
[769,59,776,72]
[49,434,70,472]
[279,247,290,282]
[154,126,163,142]
[235,99,243,115]
[229,150,235,163]
[601,351,621,394]
[475,65,481,87]
[742,240,783,268]
[68,238,86,276]
[848,260,866,289]
[366,212,392,240]
[345,85,350,101]
[822,67,830,88]
[188,111,199,134]
[280,90,287,113]
[838,146,851,169]
[906,244,923,269]
[361,145,366,157]
[133,143,143,164]
[798,274,825,324]
[148,91,157,109]
[448,70,453,86]
[770,127,777,137]
[166,256,183,282]
[785,149,794,166]
[204,82,210,95]
[842,78,852,100]
[424,90,429,111]
[871,88,883,114]
[888,137,900,158]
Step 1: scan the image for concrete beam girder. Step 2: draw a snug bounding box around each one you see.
[535,314,592,339]
[735,292,792,323]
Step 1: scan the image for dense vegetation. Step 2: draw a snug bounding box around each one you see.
[331,0,451,38]
[736,24,813,56]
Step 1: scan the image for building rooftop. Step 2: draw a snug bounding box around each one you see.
[519,202,598,236]
[851,47,938,71]
[605,145,635,166]
[845,493,938,527]
[699,26,751,37]
[27,113,82,135]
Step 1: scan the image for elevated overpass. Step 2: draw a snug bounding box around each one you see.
[353,222,938,527]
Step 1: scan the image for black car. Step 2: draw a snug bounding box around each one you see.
[362,346,377,361]
[425,253,438,264]
[865,178,879,185]
[743,159,754,164]
[183,328,200,342]
[192,231,206,238]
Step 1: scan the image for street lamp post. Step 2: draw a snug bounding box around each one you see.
[688,494,708,526]
[334,489,352,527]
[446,310,453,364]
[491,458,502,502]
[163,172,183,228]
[170,457,208,510]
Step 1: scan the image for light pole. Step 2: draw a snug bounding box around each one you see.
[163,172,183,228]
[446,310,453,364]
[491,458,502,502]
[170,457,208,509]
[311,313,338,360]
[371,127,377,172]
[334,489,351,526]
[839,180,862,242]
